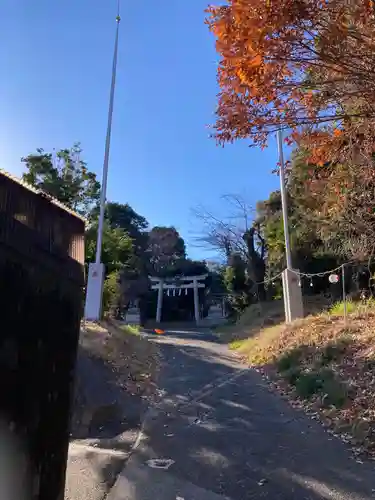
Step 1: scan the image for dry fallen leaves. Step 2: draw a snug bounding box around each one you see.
[237,310,375,458]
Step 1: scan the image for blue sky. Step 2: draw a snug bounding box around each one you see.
[0,0,280,260]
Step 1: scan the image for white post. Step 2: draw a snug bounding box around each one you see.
[277,129,293,270]
[193,278,199,324]
[342,264,347,325]
[156,280,163,323]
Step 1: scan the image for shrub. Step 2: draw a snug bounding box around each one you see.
[320,339,351,365]
[294,368,347,408]
[295,371,326,398]
[102,271,121,316]
[277,347,304,372]
[282,366,302,385]
[321,377,348,408]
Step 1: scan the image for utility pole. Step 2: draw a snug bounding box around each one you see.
[277,129,304,323]
[276,129,293,269]
[84,1,121,320]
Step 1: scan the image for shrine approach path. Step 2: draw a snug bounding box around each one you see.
[108,328,375,500]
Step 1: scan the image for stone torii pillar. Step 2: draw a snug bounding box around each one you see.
[156,278,164,323]
[193,276,200,324]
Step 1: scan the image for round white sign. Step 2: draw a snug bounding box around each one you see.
[329,273,339,284]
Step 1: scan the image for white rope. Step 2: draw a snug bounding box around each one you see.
[252,259,357,288]
[290,260,356,279]
[254,271,284,286]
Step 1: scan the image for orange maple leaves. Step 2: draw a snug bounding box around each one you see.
[207,0,375,164]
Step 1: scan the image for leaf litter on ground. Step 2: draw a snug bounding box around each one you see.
[231,307,375,459]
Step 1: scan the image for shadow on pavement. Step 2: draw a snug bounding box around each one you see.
[71,346,144,441]
[95,331,375,500]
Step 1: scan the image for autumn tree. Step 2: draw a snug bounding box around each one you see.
[206,0,375,164]
[288,149,375,262]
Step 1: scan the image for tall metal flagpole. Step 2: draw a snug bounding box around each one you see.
[96,1,121,264]
[84,1,121,320]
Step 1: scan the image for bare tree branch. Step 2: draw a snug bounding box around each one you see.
[191,194,256,261]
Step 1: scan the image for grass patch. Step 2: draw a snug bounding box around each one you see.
[228,297,375,454]
[120,324,141,335]
[230,314,360,410]
[216,294,334,344]
[329,300,356,316]
[329,298,375,317]
[229,339,247,350]
[235,317,356,411]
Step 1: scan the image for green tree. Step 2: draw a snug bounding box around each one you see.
[255,191,288,275]
[254,157,340,294]
[146,226,186,275]
[90,202,148,249]
[207,264,226,296]
[89,201,151,306]
[22,143,100,217]
[163,258,208,278]
[102,270,121,316]
[224,253,251,317]
[85,220,133,275]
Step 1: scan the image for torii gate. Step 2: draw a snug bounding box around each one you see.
[150,275,207,324]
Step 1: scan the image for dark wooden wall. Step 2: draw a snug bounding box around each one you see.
[0,172,85,500]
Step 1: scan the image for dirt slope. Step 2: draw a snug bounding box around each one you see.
[228,303,375,458]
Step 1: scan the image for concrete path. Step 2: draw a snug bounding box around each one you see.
[65,428,140,500]
[104,330,375,499]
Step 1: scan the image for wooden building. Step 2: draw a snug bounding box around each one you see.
[0,170,85,500]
